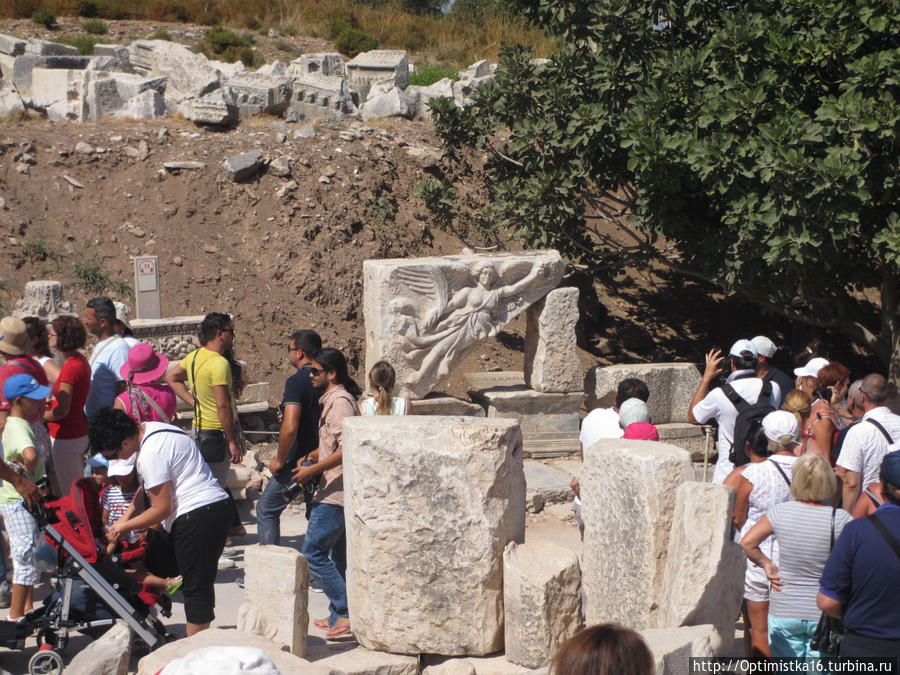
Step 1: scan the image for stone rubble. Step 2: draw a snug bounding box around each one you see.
[64,622,132,675]
[0,33,496,124]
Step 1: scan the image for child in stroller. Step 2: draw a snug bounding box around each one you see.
[0,477,170,675]
[103,457,182,597]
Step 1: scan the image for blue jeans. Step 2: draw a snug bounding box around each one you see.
[301,502,347,626]
[257,469,296,546]
[768,615,820,658]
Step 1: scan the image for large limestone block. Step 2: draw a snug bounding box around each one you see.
[307,644,418,674]
[659,483,744,653]
[657,422,712,462]
[640,625,721,675]
[128,40,220,100]
[137,629,330,674]
[236,545,309,656]
[65,622,131,675]
[0,34,25,56]
[361,87,415,121]
[364,251,564,398]
[0,78,24,117]
[346,49,408,101]
[343,416,526,656]
[585,362,702,425]
[524,287,581,393]
[503,540,582,668]
[225,71,292,116]
[288,53,345,78]
[183,88,237,125]
[26,39,78,56]
[29,67,84,110]
[581,439,693,629]
[423,654,546,674]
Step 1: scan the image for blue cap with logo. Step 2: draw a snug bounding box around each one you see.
[3,373,51,401]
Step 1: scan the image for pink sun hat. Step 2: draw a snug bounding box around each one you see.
[120,343,169,385]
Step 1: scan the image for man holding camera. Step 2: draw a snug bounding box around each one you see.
[256,330,323,546]
[689,339,782,484]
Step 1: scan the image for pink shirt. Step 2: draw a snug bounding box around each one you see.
[314,385,358,507]
[116,383,177,423]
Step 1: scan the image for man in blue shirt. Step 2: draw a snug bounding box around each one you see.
[82,296,130,420]
[256,330,323,545]
[819,449,900,661]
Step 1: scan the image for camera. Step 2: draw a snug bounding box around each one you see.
[280,458,317,503]
[281,480,304,503]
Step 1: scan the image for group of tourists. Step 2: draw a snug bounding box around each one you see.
[686,336,900,662]
[0,301,413,641]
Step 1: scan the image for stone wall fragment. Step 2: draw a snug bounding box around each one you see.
[346,49,409,101]
[129,40,220,100]
[581,439,693,629]
[288,53,345,78]
[524,287,581,393]
[503,540,582,668]
[585,363,702,425]
[343,415,526,656]
[224,71,292,116]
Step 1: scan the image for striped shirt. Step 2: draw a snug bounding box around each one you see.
[102,486,139,543]
[767,501,853,620]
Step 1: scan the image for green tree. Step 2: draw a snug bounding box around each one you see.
[430,0,900,379]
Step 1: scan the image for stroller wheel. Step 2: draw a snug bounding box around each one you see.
[28,649,64,675]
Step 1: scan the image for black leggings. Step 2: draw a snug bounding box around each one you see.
[171,498,231,624]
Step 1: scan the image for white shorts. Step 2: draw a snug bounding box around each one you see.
[744,559,770,602]
[0,500,40,586]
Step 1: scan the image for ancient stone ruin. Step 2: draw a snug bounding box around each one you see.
[0,34,496,124]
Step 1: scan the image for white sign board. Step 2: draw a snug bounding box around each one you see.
[133,255,161,319]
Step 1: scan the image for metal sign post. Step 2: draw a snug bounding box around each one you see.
[133,255,161,319]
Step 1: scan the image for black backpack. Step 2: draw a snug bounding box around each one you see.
[722,379,774,467]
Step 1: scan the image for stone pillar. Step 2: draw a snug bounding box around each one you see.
[524,287,581,393]
[503,540,582,668]
[237,545,309,656]
[581,439,693,629]
[659,483,745,651]
[343,416,526,656]
[13,279,72,320]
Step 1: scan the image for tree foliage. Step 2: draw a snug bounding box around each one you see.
[430,0,900,374]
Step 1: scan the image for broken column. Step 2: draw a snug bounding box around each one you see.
[343,416,526,656]
[658,483,745,651]
[236,545,309,656]
[581,439,693,629]
[524,287,581,393]
[503,540,582,669]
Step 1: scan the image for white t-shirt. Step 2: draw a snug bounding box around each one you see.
[137,422,228,531]
[580,407,623,453]
[84,335,130,419]
[836,407,900,487]
[691,370,781,484]
[736,455,797,564]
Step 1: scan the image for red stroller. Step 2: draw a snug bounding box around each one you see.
[0,478,170,675]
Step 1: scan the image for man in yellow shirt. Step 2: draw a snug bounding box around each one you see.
[167,313,245,549]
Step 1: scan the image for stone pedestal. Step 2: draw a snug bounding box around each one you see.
[585,363,701,425]
[657,423,712,462]
[412,394,485,417]
[524,287,581,393]
[343,416,526,656]
[13,280,72,321]
[470,386,583,458]
[581,439,693,629]
[503,540,582,668]
[236,545,309,656]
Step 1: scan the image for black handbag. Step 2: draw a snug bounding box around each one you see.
[811,506,845,656]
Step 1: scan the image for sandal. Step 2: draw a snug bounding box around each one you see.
[325,621,351,639]
[313,618,330,630]
[166,576,183,595]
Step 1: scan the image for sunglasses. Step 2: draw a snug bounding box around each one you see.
[222,327,235,335]
[309,367,324,376]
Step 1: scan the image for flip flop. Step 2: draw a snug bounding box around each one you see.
[313,618,331,630]
[166,576,183,595]
[325,622,351,639]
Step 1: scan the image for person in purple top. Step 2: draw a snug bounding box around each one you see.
[818,449,900,662]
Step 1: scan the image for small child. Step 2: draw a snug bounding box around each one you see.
[87,453,111,492]
[0,374,49,620]
[103,457,181,595]
[359,361,411,416]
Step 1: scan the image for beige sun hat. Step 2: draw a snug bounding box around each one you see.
[0,316,27,355]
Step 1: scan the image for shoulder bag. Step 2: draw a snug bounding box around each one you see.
[810,505,845,656]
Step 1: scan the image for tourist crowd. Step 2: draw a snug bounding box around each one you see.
[0,296,898,665]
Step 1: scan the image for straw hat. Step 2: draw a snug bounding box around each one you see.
[0,316,27,355]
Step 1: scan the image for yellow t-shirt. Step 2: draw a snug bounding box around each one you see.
[180,347,231,431]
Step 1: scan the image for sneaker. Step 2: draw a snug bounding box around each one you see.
[217,556,236,570]
[221,546,241,557]
[235,575,245,589]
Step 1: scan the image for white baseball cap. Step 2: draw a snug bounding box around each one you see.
[793,357,829,379]
[729,339,758,359]
[107,455,136,477]
[762,410,799,444]
[751,336,777,358]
